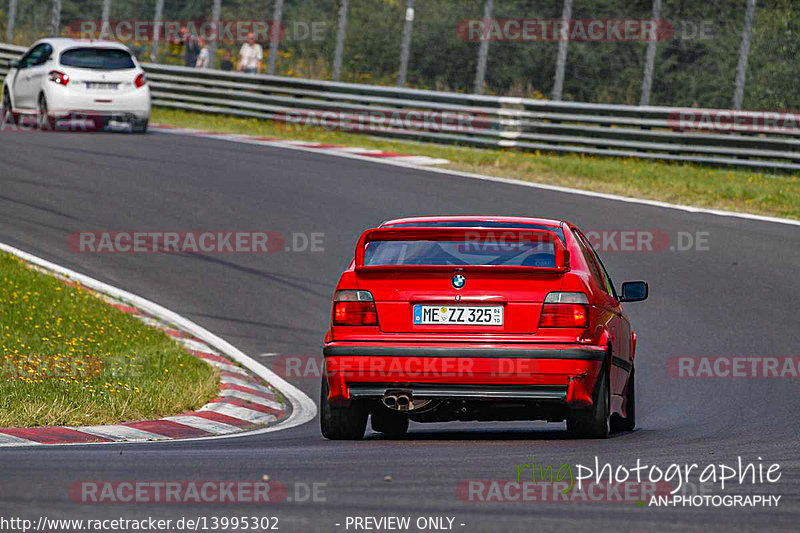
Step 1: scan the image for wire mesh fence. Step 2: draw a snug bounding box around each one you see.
[0,0,797,110]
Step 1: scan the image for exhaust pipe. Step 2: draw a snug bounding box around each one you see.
[382,391,412,411]
[382,390,430,411]
[396,394,411,409]
[382,394,398,409]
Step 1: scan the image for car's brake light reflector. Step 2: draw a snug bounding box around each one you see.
[48,70,70,86]
[333,290,378,326]
[134,73,147,88]
[539,292,589,328]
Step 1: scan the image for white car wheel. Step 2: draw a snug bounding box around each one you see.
[37,94,49,130]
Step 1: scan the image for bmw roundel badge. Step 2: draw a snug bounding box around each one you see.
[452,274,466,289]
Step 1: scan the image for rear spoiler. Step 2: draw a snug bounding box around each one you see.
[354,227,570,273]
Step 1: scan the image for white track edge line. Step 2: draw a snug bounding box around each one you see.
[153,126,800,227]
[0,242,317,448]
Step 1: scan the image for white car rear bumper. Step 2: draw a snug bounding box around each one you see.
[45,86,150,119]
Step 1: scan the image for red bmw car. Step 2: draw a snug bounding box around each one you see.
[320,216,648,439]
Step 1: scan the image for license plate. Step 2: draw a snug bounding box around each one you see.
[85,82,118,90]
[413,305,503,325]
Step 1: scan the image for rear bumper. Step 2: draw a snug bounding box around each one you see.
[347,383,569,402]
[323,343,607,407]
[46,86,151,119]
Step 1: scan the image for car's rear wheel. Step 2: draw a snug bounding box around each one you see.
[2,89,10,110]
[132,119,148,134]
[320,376,367,440]
[611,367,636,432]
[567,363,610,439]
[37,94,50,130]
[371,408,409,438]
[2,89,13,125]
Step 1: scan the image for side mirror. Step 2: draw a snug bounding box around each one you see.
[620,281,648,302]
[9,60,19,69]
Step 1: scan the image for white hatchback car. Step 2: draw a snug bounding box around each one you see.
[2,38,150,132]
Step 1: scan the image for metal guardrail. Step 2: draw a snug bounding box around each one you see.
[1,42,798,172]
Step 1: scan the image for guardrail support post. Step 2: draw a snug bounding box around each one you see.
[150,0,164,62]
[473,0,493,95]
[397,0,415,87]
[332,0,349,81]
[640,0,662,106]
[50,0,62,37]
[6,0,17,42]
[732,0,757,110]
[208,0,222,66]
[101,0,111,27]
[551,0,573,101]
[268,0,285,75]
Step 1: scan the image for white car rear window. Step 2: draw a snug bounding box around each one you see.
[60,48,135,70]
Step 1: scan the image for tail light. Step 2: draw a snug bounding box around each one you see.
[539,292,589,328]
[48,70,70,86]
[134,73,147,88]
[333,290,378,326]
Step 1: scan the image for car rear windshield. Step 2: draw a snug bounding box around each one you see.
[60,48,135,70]
[387,221,565,243]
[363,239,557,267]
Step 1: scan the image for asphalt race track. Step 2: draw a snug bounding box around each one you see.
[1,130,799,532]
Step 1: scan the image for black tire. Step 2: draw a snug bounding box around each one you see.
[371,408,409,438]
[612,367,636,432]
[37,94,50,130]
[2,89,14,126]
[133,119,149,134]
[2,89,10,111]
[567,362,610,439]
[319,376,367,440]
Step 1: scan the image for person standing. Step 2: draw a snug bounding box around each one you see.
[196,38,211,69]
[237,32,263,74]
[220,50,234,71]
[183,30,200,68]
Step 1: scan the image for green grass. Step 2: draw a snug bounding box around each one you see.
[153,107,800,221]
[0,252,219,428]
